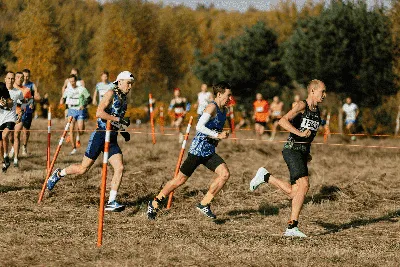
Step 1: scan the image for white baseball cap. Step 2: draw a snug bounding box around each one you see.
[113,71,135,84]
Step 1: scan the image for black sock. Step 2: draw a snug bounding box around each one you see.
[264,173,270,183]
[288,220,298,229]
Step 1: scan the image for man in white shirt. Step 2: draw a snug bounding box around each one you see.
[92,71,114,106]
[342,97,359,141]
[1,71,23,171]
[196,84,213,119]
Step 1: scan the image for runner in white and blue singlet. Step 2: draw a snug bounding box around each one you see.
[92,71,114,106]
[148,82,232,220]
[47,71,134,212]
[250,79,326,238]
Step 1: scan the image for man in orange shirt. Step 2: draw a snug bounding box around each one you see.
[253,93,269,139]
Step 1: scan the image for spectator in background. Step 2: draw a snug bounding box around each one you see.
[292,94,301,109]
[342,97,359,141]
[253,93,269,139]
[196,84,213,119]
[92,71,114,106]
[40,93,49,119]
[269,96,284,141]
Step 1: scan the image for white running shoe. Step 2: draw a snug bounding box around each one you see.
[22,145,28,156]
[9,147,14,158]
[283,227,307,237]
[70,148,77,155]
[250,167,269,192]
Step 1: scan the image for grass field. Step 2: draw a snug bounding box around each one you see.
[0,118,399,266]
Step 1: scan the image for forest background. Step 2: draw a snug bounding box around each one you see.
[0,0,399,134]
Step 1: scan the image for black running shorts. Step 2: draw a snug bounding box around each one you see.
[180,153,225,177]
[282,148,309,184]
[0,121,15,140]
[255,121,267,127]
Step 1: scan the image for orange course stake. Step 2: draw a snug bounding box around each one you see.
[167,116,193,209]
[149,94,156,144]
[159,106,165,134]
[38,116,73,204]
[324,112,331,144]
[229,106,236,138]
[97,121,111,247]
[47,106,52,173]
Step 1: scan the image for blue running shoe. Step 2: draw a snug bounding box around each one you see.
[196,203,217,219]
[105,200,125,212]
[47,168,62,190]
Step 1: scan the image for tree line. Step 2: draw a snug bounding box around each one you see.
[0,0,399,133]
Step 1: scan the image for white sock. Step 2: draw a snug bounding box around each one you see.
[10,147,14,154]
[4,153,8,158]
[108,190,117,203]
[60,169,67,177]
[13,158,18,164]
[76,134,80,141]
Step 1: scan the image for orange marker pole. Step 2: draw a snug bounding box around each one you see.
[97,121,111,247]
[47,107,52,173]
[167,116,193,209]
[324,112,331,144]
[230,106,236,138]
[149,94,156,144]
[38,116,73,204]
[159,106,165,134]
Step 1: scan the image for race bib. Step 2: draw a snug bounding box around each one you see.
[272,111,281,116]
[300,118,319,131]
[174,107,184,114]
[256,107,264,112]
[66,98,79,106]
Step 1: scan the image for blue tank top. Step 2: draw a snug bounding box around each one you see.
[189,102,227,157]
[97,89,127,131]
[24,82,35,97]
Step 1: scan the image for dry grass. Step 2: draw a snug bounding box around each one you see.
[0,119,399,266]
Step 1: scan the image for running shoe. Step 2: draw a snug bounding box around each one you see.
[105,200,125,212]
[250,167,269,192]
[147,200,158,220]
[196,203,216,219]
[283,227,307,238]
[47,168,61,190]
[76,140,81,148]
[22,145,28,156]
[70,148,77,155]
[13,160,18,168]
[3,156,10,172]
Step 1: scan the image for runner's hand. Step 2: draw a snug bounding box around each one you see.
[217,131,229,139]
[300,129,311,138]
[119,117,130,127]
[120,130,131,142]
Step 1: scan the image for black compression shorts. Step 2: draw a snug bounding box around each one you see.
[282,148,309,184]
[180,153,225,177]
[0,121,16,140]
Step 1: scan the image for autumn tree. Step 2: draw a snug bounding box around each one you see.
[8,0,61,91]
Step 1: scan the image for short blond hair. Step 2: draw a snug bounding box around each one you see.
[307,79,325,93]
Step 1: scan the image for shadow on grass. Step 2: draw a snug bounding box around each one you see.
[227,203,281,217]
[316,209,400,235]
[305,185,341,204]
[0,184,39,193]
[123,193,154,207]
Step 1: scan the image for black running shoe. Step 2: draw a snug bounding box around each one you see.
[2,157,10,172]
[147,200,158,220]
[196,203,216,219]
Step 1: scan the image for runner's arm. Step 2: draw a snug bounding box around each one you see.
[196,103,218,138]
[278,101,307,137]
[92,89,98,105]
[96,90,119,122]
[33,84,41,101]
